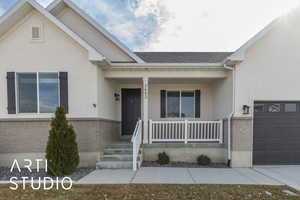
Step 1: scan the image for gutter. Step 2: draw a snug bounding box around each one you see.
[107,62,224,70]
[223,63,236,167]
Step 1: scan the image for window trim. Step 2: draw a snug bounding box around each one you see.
[165,90,196,119]
[15,72,60,114]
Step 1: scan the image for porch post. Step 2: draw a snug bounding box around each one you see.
[143,77,149,144]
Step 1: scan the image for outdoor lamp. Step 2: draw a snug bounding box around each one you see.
[114,93,120,101]
[243,105,250,115]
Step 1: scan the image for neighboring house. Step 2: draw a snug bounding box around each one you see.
[0,0,299,170]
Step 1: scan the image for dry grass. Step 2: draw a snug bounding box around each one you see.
[0,184,299,200]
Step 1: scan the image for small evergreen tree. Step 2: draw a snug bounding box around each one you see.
[46,107,79,176]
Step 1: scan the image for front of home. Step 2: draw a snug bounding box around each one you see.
[0,0,299,170]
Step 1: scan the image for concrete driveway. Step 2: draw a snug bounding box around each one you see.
[254,165,300,191]
[78,167,282,185]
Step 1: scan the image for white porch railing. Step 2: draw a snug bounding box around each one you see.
[131,120,143,171]
[149,120,223,144]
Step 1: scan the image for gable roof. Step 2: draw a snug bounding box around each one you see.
[0,0,105,62]
[135,52,232,63]
[47,0,144,63]
[226,19,279,64]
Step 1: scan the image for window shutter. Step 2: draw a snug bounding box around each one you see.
[59,72,69,113]
[7,72,16,114]
[160,90,166,118]
[195,90,201,118]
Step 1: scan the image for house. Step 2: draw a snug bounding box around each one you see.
[0,0,299,170]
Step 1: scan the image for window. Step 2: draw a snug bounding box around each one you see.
[17,73,59,113]
[181,91,195,117]
[284,103,297,112]
[254,104,265,113]
[18,74,37,113]
[167,91,180,117]
[267,104,281,113]
[166,90,195,118]
[39,73,59,113]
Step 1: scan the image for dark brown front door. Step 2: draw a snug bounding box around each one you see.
[121,89,141,136]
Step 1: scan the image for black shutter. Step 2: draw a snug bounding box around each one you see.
[195,90,201,118]
[160,90,166,118]
[59,72,69,113]
[7,72,16,114]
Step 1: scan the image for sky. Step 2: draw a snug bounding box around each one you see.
[0,0,299,52]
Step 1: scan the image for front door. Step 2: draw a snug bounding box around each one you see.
[121,88,141,136]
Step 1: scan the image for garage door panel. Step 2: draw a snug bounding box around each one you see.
[253,102,300,165]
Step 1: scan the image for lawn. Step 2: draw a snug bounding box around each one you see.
[0,184,299,200]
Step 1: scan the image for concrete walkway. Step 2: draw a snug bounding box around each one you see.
[78,167,282,185]
[254,166,300,191]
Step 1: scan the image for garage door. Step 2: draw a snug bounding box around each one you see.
[253,102,300,165]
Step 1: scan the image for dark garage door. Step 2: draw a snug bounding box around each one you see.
[253,102,300,165]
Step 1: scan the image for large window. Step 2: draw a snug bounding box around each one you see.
[166,90,195,118]
[17,73,59,113]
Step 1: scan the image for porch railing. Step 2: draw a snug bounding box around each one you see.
[131,120,143,171]
[149,120,223,144]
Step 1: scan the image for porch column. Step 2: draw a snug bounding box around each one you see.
[143,77,149,144]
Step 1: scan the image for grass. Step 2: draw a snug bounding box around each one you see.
[0,184,299,200]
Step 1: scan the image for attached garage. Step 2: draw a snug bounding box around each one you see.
[253,102,300,165]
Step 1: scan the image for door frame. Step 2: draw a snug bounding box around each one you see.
[120,88,142,139]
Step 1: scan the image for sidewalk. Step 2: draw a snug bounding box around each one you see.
[78,167,282,185]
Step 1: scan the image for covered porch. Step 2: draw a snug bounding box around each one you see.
[103,66,232,145]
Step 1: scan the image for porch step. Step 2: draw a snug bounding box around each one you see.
[104,148,133,155]
[96,143,143,169]
[105,144,133,148]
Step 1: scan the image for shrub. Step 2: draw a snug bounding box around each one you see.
[46,107,79,176]
[157,152,170,165]
[197,155,211,166]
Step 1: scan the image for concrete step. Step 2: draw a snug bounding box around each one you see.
[97,143,142,169]
[104,148,133,155]
[105,143,132,148]
[96,161,133,169]
[103,154,142,161]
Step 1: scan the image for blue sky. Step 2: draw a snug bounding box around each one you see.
[0,0,299,51]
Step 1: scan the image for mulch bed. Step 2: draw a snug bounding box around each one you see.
[0,167,94,181]
[142,161,228,168]
[0,184,299,200]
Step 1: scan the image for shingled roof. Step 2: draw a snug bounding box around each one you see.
[134,52,233,63]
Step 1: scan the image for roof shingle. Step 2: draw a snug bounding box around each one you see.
[134,52,233,63]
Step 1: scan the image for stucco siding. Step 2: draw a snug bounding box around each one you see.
[98,69,118,121]
[211,72,233,120]
[0,11,99,118]
[56,7,134,63]
[149,83,214,120]
[235,11,300,116]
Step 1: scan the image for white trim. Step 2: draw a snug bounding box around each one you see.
[47,0,144,63]
[110,63,223,68]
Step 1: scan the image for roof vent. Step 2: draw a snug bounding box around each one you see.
[32,26,41,40]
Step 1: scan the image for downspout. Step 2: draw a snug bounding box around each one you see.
[224,63,236,167]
